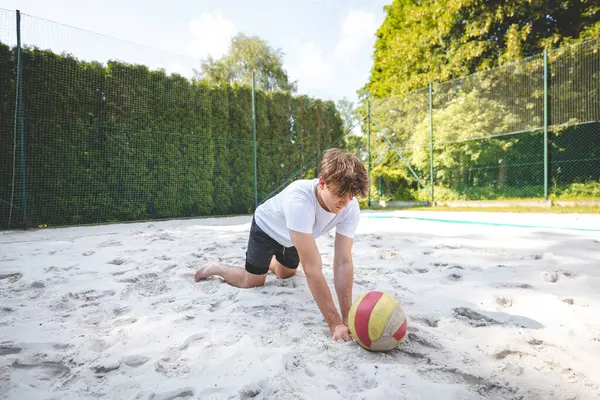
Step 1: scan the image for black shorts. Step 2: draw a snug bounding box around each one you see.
[245,218,300,275]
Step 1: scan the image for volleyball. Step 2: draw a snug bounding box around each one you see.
[348,291,407,351]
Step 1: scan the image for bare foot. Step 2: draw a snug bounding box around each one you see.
[194,263,220,282]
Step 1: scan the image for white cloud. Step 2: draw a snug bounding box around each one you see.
[333,10,378,61]
[165,62,196,79]
[285,42,335,93]
[186,11,237,60]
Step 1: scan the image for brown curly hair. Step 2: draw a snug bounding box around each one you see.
[319,148,369,198]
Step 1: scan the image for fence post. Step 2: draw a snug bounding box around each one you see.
[367,97,371,206]
[9,10,26,229]
[543,49,549,201]
[17,10,26,227]
[252,70,258,209]
[429,82,434,205]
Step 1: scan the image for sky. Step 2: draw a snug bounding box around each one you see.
[0,0,390,105]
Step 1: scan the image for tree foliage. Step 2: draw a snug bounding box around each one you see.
[197,33,297,93]
[365,0,600,98]
[0,42,344,229]
[354,1,600,203]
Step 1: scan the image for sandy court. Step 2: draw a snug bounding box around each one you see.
[1,210,600,399]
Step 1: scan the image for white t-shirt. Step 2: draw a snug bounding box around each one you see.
[254,178,360,248]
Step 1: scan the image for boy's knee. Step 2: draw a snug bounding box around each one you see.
[241,272,267,288]
[276,268,297,279]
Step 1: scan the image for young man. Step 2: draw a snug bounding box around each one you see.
[194,148,369,342]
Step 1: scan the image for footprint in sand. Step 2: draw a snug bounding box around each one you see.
[11,359,71,379]
[117,273,157,283]
[198,279,221,295]
[112,316,138,327]
[447,273,462,281]
[501,283,534,289]
[152,233,175,242]
[412,316,439,328]
[0,272,23,283]
[438,367,519,398]
[493,349,527,360]
[113,305,130,316]
[544,272,559,283]
[149,387,195,400]
[545,270,578,284]
[496,297,513,308]
[162,264,177,272]
[122,355,150,368]
[560,270,576,278]
[107,258,127,266]
[435,244,462,250]
[93,361,121,374]
[378,249,398,260]
[99,239,122,248]
[209,300,225,312]
[453,307,501,327]
[161,334,206,364]
[283,353,307,372]
[393,347,431,363]
[407,332,441,349]
[68,289,116,303]
[178,334,206,351]
[0,344,22,356]
[52,343,72,351]
[527,338,544,346]
[120,273,169,298]
[239,385,262,400]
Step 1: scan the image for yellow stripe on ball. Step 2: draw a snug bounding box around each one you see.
[368,293,398,342]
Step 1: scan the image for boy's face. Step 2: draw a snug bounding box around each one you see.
[319,178,353,213]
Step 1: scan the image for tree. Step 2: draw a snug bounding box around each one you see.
[335,97,368,162]
[335,98,357,133]
[365,0,600,98]
[196,33,297,93]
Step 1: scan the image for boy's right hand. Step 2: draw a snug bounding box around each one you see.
[331,324,352,342]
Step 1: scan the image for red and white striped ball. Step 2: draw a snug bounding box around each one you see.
[348,291,407,351]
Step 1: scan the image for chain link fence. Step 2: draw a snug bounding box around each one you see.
[369,37,599,204]
[2,8,598,230]
[0,9,347,230]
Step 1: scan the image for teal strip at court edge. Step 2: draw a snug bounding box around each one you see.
[364,214,600,232]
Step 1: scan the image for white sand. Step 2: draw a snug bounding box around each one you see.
[1,210,600,400]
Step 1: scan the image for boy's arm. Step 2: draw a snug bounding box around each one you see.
[333,232,354,325]
[289,230,349,339]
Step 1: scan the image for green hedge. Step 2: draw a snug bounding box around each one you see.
[0,43,345,229]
